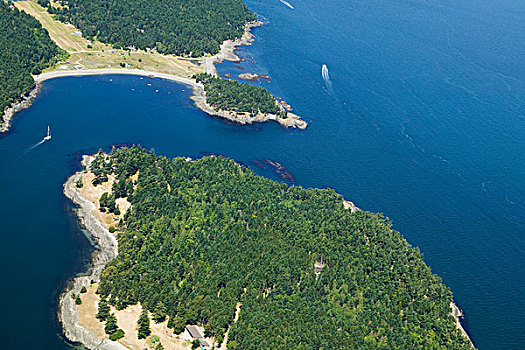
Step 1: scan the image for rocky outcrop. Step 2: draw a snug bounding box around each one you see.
[218,20,263,63]
[59,156,125,350]
[238,73,259,81]
[343,199,360,212]
[0,82,42,133]
[451,302,474,347]
[204,20,264,76]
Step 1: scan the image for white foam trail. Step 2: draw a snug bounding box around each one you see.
[322,64,333,93]
[280,0,294,9]
[21,128,51,156]
[23,139,46,154]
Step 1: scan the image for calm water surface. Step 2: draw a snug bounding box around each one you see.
[0,0,524,348]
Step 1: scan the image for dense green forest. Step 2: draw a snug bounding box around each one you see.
[47,0,256,56]
[0,1,62,122]
[196,73,284,117]
[90,147,472,349]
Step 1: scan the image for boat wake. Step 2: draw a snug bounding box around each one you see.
[322,64,334,94]
[22,126,52,155]
[24,139,46,153]
[280,0,294,9]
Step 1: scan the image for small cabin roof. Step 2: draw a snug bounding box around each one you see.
[186,325,203,339]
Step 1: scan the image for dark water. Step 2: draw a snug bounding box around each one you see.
[0,0,524,348]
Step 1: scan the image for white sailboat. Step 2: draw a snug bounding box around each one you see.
[43,125,51,141]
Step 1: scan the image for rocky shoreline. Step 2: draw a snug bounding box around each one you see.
[0,82,42,133]
[451,301,475,347]
[190,83,307,129]
[177,18,307,129]
[60,156,125,350]
[204,20,264,76]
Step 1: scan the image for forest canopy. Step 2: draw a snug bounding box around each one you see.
[196,73,283,117]
[0,1,62,121]
[90,147,473,349]
[47,0,256,56]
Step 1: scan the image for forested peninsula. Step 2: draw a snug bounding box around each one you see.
[0,1,62,131]
[193,73,307,129]
[196,73,283,116]
[63,147,474,349]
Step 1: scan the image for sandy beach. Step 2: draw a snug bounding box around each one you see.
[34,68,198,86]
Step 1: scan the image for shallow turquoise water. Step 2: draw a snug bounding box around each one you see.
[0,0,524,348]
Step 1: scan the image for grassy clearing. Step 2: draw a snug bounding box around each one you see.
[15,0,87,52]
[14,1,204,78]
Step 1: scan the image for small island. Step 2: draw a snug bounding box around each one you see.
[62,147,473,349]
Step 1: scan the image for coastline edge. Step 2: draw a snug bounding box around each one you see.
[60,156,125,350]
[1,20,307,133]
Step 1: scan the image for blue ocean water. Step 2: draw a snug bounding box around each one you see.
[0,0,523,348]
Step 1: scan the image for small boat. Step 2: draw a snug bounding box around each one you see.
[279,0,294,9]
[43,126,51,141]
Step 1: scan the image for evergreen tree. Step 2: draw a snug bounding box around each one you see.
[99,192,109,211]
[137,308,151,339]
[96,299,110,321]
[170,314,186,334]
[112,175,128,198]
[152,301,167,323]
[105,313,118,335]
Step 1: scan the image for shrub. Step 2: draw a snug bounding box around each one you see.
[109,328,125,340]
